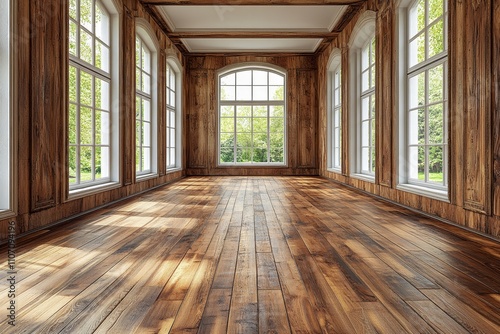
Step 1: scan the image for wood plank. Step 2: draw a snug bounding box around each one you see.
[258,290,292,334]
[142,0,365,5]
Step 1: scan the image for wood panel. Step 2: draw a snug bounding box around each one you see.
[462,0,492,214]
[376,5,393,187]
[493,0,500,217]
[30,0,65,211]
[0,176,498,332]
[187,70,209,169]
[297,69,317,168]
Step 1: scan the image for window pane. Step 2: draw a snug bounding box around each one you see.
[70,0,77,20]
[69,66,77,102]
[236,118,251,133]
[270,118,284,133]
[143,147,151,171]
[220,118,234,133]
[80,0,93,32]
[96,42,110,73]
[99,111,110,145]
[220,106,234,117]
[69,145,78,183]
[361,147,369,171]
[69,21,78,56]
[95,5,110,44]
[142,99,151,122]
[361,97,370,120]
[237,133,251,147]
[408,146,419,179]
[253,148,267,163]
[270,106,284,118]
[269,86,284,101]
[95,78,110,110]
[142,73,151,95]
[253,106,267,117]
[80,30,93,65]
[418,146,426,180]
[253,118,267,133]
[80,146,93,182]
[409,33,425,67]
[409,72,426,109]
[221,73,235,86]
[237,106,251,117]
[428,64,443,103]
[220,148,234,163]
[269,72,284,85]
[100,146,110,178]
[236,70,252,85]
[270,133,284,147]
[253,86,268,100]
[428,104,443,144]
[270,147,284,163]
[236,86,252,100]
[428,20,444,58]
[362,121,369,146]
[69,104,78,144]
[362,70,369,92]
[428,145,444,183]
[80,107,93,144]
[220,133,234,147]
[237,147,252,163]
[221,86,235,100]
[253,70,268,85]
[80,71,93,106]
[408,109,421,145]
[254,133,268,148]
[143,122,151,146]
[429,0,444,23]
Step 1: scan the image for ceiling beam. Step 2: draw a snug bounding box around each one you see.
[141,0,364,5]
[168,31,338,39]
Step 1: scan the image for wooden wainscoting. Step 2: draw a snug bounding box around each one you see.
[0,176,498,333]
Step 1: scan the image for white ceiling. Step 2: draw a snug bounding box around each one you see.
[158,5,347,53]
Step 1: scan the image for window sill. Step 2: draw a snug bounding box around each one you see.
[397,183,450,202]
[327,168,342,174]
[217,164,288,168]
[166,167,182,174]
[136,172,159,182]
[68,181,121,201]
[0,209,16,220]
[350,173,375,183]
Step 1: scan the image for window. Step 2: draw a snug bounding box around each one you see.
[398,0,448,194]
[360,38,376,175]
[407,0,448,189]
[348,11,376,179]
[327,50,342,171]
[135,23,158,177]
[68,0,119,192]
[0,0,13,215]
[218,66,286,165]
[166,59,182,170]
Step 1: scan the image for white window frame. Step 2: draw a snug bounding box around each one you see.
[135,21,159,179]
[217,64,287,166]
[327,49,342,172]
[166,57,182,171]
[348,11,376,182]
[396,0,449,200]
[68,0,120,197]
[0,0,16,218]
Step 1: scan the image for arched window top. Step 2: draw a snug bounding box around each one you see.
[218,64,286,102]
[327,48,342,71]
[348,10,376,49]
[136,18,160,52]
[219,62,286,78]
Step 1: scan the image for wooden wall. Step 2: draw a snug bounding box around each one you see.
[0,0,185,241]
[318,0,500,239]
[185,56,319,176]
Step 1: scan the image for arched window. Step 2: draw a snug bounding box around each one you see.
[349,11,376,180]
[68,0,120,193]
[0,0,13,215]
[397,0,448,195]
[135,22,159,177]
[166,57,182,170]
[218,65,286,165]
[327,49,342,171]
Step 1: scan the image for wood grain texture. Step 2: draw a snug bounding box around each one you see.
[493,0,500,217]
[0,176,498,333]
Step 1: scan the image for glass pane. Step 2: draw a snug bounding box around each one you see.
[69,104,77,144]
[80,30,93,65]
[361,97,370,120]
[220,148,234,163]
[69,145,77,183]
[170,91,175,107]
[170,130,175,148]
[100,111,110,145]
[270,147,284,163]
[253,106,267,117]
[270,118,284,133]
[361,147,369,171]
[95,5,110,44]
[95,42,110,73]
[370,95,376,119]
[95,78,110,110]
[408,109,420,145]
[253,118,267,133]
[142,47,151,73]
[334,88,340,107]
[362,45,369,70]
[220,118,234,133]
[80,0,93,32]
[70,0,77,20]
[80,107,93,144]
[254,133,268,148]
[237,147,252,163]
[428,104,443,144]
[143,147,151,171]
[142,99,151,122]
[408,146,419,179]
[69,66,77,102]
[220,106,234,117]
[428,20,444,58]
[371,119,376,147]
[135,96,141,119]
[221,73,235,86]
[419,146,426,180]
[136,67,141,91]
[371,148,376,173]
[429,0,444,23]
[80,146,93,182]
[253,70,268,85]
[270,133,284,147]
[236,86,252,100]
[334,108,340,126]
[220,133,234,147]
[95,146,102,180]
[361,70,369,92]
[236,133,251,147]
[169,111,176,128]
[428,145,444,183]
[269,72,284,85]
[236,118,251,133]
[361,121,369,146]
[136,120,141,146]
[253,86,268,100]
[409,72,426,109]
[95,109,102,145]
[270,106,284,117]
[221,86,235,100]
[80,71,93,106]
[169,148,176,167]
[69,21,78,56]
[409,33,426,67]
[143,122,151,146]
[142,73,151,95]
[269,86,284,100]
[237,106,251,117]
[170,70,176,89]
[428,64,443,103]
[370,66,376,89]
[253,148,267,163]
[236,70,252,85]
[100,146,110,178]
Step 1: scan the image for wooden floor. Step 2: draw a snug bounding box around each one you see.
[1,176,499,333]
